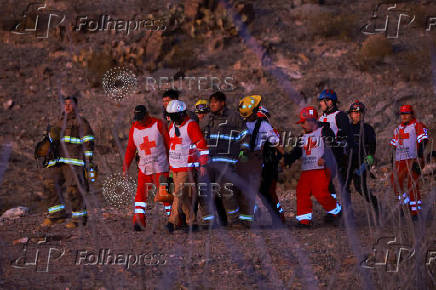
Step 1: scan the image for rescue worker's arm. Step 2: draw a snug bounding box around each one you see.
[80,118,95,164]
[390,128,398,148]
[366,124,377,156]
[123,125,136,175]
[157,119,170,157]
[259,121,281,151]
[336,111,353,153]
[322,126,342,162]
[365,124,376,166]
[232,112,249,149]
[416,122,429,167]
[283,142,302,167]
[187,121,209,167]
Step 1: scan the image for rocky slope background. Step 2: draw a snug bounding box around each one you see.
[0,0,435,289]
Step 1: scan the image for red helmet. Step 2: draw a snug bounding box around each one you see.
[296,106,318,124]
[400,105,413,114]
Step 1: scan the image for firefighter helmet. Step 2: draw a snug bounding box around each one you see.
[238,95,261,118]
[195,99,209,113]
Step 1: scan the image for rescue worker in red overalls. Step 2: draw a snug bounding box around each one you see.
[390,105,429,220]
[166,100,209,232]
[284,106,342,227]
[123,105,171,231]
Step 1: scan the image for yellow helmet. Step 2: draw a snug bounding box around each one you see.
[238,95,261,118]
[195,99,209,113]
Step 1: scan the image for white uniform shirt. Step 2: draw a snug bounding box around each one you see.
[245,120,280,151]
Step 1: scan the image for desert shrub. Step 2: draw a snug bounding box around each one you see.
[357,34,393,69]
[306,11,359,41]
[397,48,430,82]
[86,52,114,88]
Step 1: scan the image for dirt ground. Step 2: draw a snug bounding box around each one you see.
[1,0,436,289]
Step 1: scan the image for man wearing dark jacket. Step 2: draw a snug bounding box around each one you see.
[346,100,379,217]
[318,89,353,216]
[199,91,247,226]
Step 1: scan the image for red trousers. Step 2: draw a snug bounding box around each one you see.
[134,170,170,226]
[391,159,421,215]
[296,169,340,223]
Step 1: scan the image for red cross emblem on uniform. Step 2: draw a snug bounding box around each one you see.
[398,128,409,145]
[139,136,156,155]
[170,136,182,150]
[304,137,318,155]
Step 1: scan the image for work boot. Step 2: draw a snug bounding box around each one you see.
[40,217,65,227]
[134,221,146,231]
[166,222,175,234]
[324,212,341,223]
[231,220,252,230]
[65,221,79,229]
[296,220,313,228]
[279,212,286,223]
[184,224,200,233]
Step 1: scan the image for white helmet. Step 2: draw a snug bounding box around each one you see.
[166,100,187,113]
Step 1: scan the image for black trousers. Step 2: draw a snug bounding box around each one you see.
[346,163,378,212]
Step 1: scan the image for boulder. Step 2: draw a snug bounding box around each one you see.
[1,206,29,219]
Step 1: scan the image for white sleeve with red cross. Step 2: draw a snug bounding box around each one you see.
[416,121,429,144]
[301,127,325,171]
[133,121,169,175]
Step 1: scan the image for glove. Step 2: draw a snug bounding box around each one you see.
[365,155,374,166]
[238,150,248,162]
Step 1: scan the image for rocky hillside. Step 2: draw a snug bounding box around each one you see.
[0,0,435,288]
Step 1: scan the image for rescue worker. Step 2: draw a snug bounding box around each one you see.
[237,95,282,227]
[318,89,353,215]
[123,105,171,231]
[390,105,429,220]
[162,89,199,124]
[283,106,342,227]
[199,91,247,227]
[166,100,209,232]
[194,99,210,121]
[161,89,198,227]
[41,94,94,228]
[192,98,209,219]
[346,100,379,218]
[256,106,286,224]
